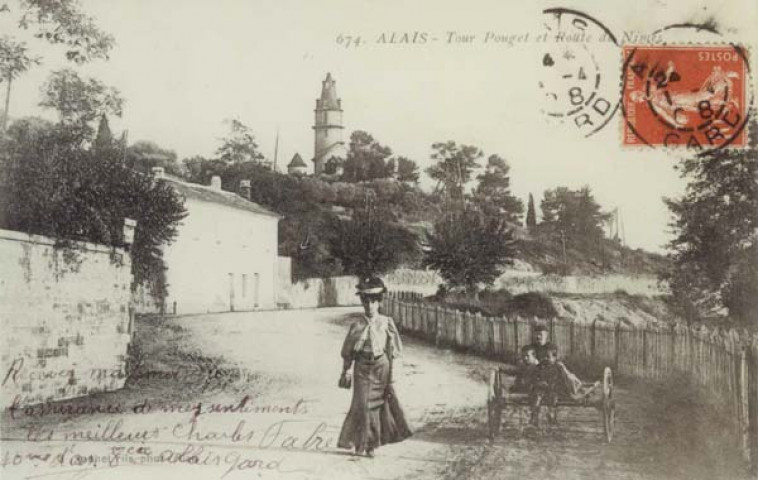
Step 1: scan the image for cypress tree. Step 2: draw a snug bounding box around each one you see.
[94,114,113,153]
[526,193,537,228]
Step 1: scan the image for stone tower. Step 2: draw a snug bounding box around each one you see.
[312,73,347,176]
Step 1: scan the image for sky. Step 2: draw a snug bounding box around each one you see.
[2,0,756,253]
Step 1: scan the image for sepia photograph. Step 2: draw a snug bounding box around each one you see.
[0,0,757,479]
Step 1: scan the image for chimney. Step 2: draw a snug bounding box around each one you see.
[210,175,222,191]
[239,179,251,200]
[151,166,165,180]
[123,218,137,249]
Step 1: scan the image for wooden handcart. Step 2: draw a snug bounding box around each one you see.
[486,366,616,442]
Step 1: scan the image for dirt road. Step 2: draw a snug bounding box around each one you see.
[0,307,749,480]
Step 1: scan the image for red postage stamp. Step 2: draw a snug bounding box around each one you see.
[622,45,748,150]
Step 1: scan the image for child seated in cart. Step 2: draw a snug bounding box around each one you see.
[529,325,597,400]
[510,345,539,394]
[529,327,599,425]
[507,345,544,427]
[540,344,598,401]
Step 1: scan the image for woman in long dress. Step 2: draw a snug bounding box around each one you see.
[338,276,411,457]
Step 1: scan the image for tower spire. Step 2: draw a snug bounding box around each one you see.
[273,128,280,172]
[318,72,340,110]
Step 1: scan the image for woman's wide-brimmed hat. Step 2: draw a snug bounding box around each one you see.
[356,276,387,296]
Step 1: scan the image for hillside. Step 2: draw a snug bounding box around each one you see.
[404,219,668,278]
[513,223,668,277]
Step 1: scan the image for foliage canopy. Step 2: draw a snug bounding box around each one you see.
[539,186,609,255]
[426,141,482,199]
[0,0,115,130]
[0,118,186,300]
[39,68,123,140]
[423,205,516,296]
[328,197,419,278]
[471,154,523,224]
[663,115,758,324]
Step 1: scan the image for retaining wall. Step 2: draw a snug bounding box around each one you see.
[0,229,133,408]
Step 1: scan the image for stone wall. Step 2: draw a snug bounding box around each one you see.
[381,268,665,297]
[277,275,361,309]
[0,229,133,408]
[494,273,665,296]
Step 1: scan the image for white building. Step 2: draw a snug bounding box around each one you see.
[155,169,281,314]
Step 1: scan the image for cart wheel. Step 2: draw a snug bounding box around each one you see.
[487,369,505,440]
[602,367,615,443]
[487,369,497,440]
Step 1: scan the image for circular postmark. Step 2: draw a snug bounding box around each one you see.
[539,8,621,138]
[621,27,751,153]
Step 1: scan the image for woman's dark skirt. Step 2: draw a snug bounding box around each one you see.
[338,355,411,451]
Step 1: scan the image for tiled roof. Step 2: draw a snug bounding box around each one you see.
[163,176,281,219]
[288,153,307,167]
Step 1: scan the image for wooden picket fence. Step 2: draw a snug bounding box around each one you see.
[382,291,758,470]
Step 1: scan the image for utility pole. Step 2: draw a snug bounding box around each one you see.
[273,128,280,172]
[619,209,626,247]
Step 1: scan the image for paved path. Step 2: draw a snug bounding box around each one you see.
[0,308,748,480]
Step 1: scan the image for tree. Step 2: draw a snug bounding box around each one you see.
[183,155,224,184]
[0,36,40,130]
[395,156,420,183]
[426,141,482,200]
[540,186,608,254]
[526,193,537,228]
[216,118,265,165]
[423,206,516,297]
[663,114,758,323]
[329,195,419,277]
[39,68,123,140]
[279,207,343,280]
[0,0,115,131]
[342,130,393,182]
[126,141,184,177]
[93,113,112,153]
[0,118,186,300]
[471,154,523,223]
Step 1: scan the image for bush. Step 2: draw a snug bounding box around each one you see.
[328,204,420,277]
[540,263,573,276]
[425,288,557,319]
[500,292,558,319]
[0,119,187,300]
[423,206,517,295]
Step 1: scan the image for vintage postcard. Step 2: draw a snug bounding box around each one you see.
[1,0,757,479]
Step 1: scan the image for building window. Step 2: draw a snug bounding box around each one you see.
[254,273,260,308]
[228,273,235,312]
[242,274,248,298]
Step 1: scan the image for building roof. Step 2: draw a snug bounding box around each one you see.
[288,153,307,167]
[316,72,341,110]
[163,176,281,219]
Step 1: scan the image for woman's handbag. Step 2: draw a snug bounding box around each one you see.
[338,372,352,389]
[380,335,412,444]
